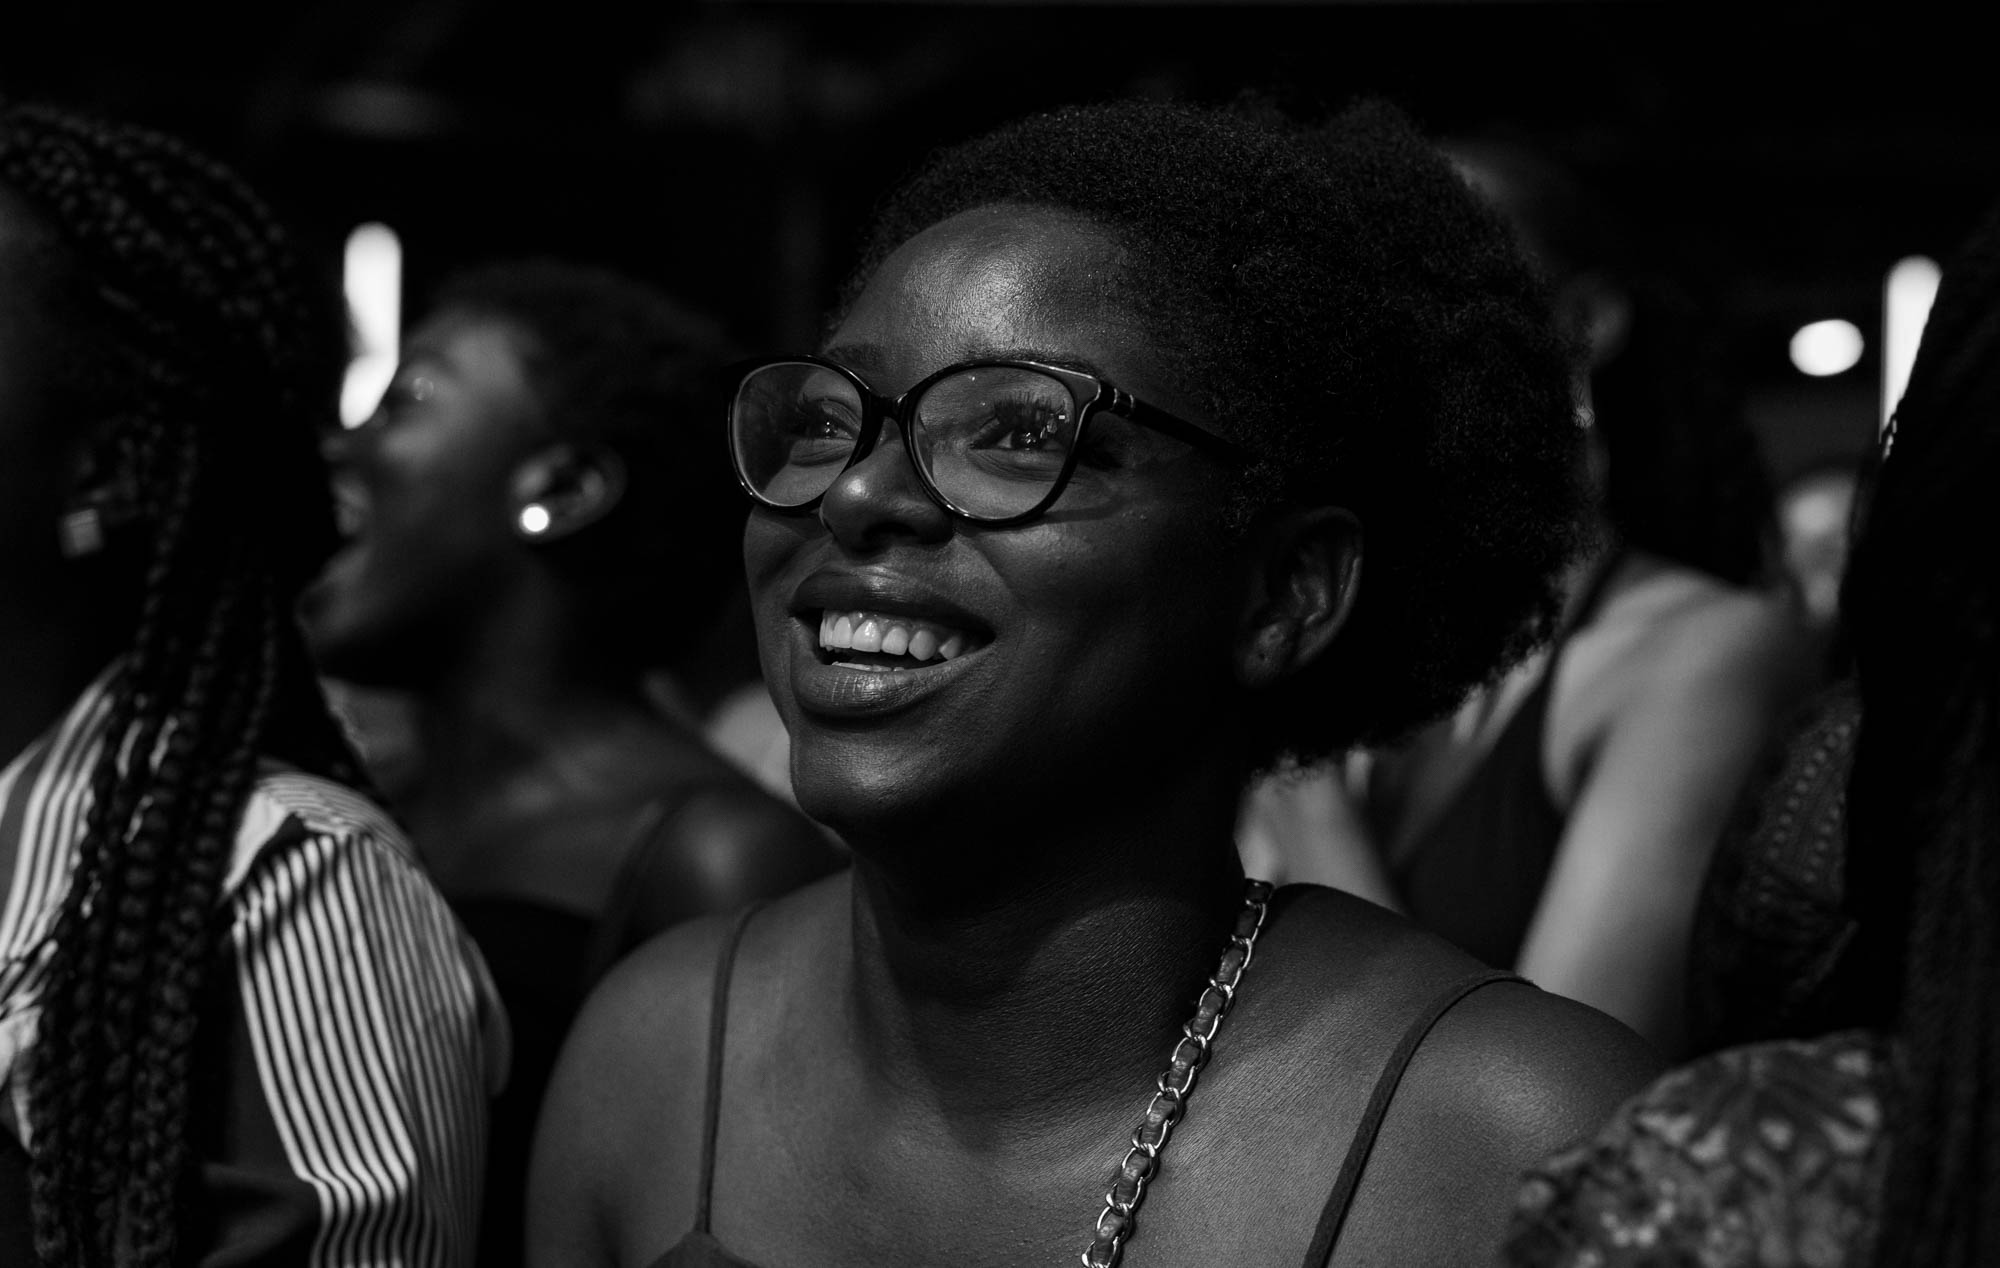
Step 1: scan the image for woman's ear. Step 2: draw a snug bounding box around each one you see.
[57,445,142,559]
[508,443,628,543]
[1236,506,1362,690]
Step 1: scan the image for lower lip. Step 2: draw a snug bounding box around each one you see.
[784,621,981,719]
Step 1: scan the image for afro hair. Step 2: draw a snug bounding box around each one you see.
[841,98,1590,762]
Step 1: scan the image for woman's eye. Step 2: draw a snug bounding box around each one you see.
[367,386,417,427]
[977,403,1069,453]
[375,374,438,419]
[789,399,861,439]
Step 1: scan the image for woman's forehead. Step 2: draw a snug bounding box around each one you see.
[403,312,534,389]
[830,206,1149,386]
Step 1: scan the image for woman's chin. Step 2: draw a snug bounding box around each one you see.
[787,747,943,842]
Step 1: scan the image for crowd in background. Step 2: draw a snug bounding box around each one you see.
[0,62,1992,1268]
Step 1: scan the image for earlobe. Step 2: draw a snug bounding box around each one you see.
[57,459,142,560]
[1236,507,1362,690]
[508,443,628,544]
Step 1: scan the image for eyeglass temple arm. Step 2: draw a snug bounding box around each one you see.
[1109,389,1252,464]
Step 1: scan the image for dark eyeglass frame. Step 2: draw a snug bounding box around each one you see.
[727,354,1252,527]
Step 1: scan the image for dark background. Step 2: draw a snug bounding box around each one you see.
[6,1,1995,482]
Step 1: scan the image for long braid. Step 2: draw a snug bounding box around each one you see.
[127,570,277,1265]
[0,105,352,1267]
[1852,200,2000,1268]
[28,428,199,1263]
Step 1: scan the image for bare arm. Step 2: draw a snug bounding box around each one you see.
[1516,595,1812,1055]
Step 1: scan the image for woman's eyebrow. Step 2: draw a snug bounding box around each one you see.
[818,341,885,373]
[977,347,1110,378]
[391,345,453,379]
[830,343,1108,375]
[814,343,1114,383]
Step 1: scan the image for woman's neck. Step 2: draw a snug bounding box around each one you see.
[839,774,1249,1128]
[402,659,711,828]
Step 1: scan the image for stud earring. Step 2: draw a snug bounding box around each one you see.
[58,507,107,558]
[516,503,554,538]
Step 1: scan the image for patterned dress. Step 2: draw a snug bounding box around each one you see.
[1505,1032,1891,1268]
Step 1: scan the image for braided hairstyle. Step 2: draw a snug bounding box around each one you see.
[1843,198,2000,1268]
[0,104,359,1266]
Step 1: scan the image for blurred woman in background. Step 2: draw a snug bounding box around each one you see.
[302,259,840,1268]
[1506,194,2000,1268]
[1318,140,1814,1056]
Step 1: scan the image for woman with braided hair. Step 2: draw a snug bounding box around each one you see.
[1504,195,2000,1268]
[0,104,501,1265]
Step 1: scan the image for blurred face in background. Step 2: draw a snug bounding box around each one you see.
[302,310,547,687]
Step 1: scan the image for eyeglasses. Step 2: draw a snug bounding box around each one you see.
[727,355,1251,526]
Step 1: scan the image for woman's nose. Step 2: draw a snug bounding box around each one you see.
[320,424,356,467]
[320,412,383,469]
[816,426,951,551]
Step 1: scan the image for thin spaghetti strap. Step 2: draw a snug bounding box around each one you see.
[692,903,765,1235]
[1298,969,1521,1267]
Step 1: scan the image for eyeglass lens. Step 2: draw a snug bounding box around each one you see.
[732,362,1086,520]
[731,361,864,508]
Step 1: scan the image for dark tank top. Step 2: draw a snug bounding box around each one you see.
[649,904,1518,1268]
[1380,555,1625,968]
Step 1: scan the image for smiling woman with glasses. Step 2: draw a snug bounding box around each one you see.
[532,99,1660,1268]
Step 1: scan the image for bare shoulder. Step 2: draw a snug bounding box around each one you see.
[1596,581,1816,766]
[1246,889,1659,1265]
[1332,981,1659,1265]
[1409,979,1662,1148]
[529,873,849,1265]
[554,869,849,1135]
[1265,887,1660,1125]
[627,781,845,933]
[527,911,734,1260]
[1553,570,1812,789]
[1613,571,1807,694]
[665,784,843,887]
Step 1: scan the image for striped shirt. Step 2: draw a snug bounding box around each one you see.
[0,673,506,1266]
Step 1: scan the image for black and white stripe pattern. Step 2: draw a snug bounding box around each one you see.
[0,683,117,1039]
[1,675,504,1266]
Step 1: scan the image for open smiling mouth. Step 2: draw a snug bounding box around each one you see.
[816,609,983,672]
[329,475,370,541]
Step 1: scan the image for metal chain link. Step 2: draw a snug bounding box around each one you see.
[1080,878,1274,1268]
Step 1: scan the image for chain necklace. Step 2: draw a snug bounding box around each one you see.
[1080,878,1274,1268]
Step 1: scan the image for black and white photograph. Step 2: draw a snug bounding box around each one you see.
[1,4,1993,1265]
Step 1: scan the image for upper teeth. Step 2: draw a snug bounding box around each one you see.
[819,610,970,662]
[331,482,368,538]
